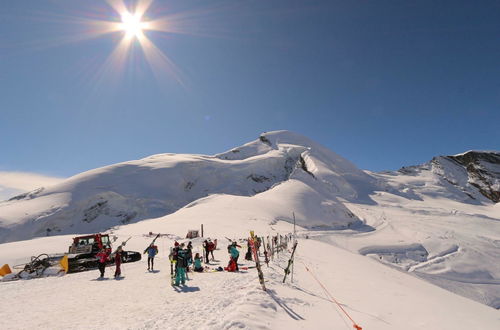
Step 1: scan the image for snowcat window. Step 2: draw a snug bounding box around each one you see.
[101,236,110,245]
[87,238,95,244]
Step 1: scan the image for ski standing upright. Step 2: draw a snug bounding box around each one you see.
[283,241,298,283]
[249,231,266,291]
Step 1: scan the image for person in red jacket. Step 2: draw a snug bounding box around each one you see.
[114,246,123,278]
[96,248,110,278]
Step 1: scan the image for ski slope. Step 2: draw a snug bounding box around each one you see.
[0,214,499,330]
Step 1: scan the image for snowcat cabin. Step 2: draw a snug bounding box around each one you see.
[99,234,111,251]
[68,234,112,254]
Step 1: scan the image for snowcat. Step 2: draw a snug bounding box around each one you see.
[0,233,141,281]
[67,233,141,273]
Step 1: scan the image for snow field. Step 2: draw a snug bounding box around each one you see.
[1,231,499,330]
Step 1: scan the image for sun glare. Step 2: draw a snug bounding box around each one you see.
[62,0,194,85]
[120,12,146,38]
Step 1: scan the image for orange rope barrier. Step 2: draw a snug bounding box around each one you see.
[303,263,362,330]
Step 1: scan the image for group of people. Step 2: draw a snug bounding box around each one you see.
[94,237,246,283]
[170,241,192,286]
[96,246,123,279]
[94,242,158,279]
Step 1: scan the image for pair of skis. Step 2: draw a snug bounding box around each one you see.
[282,241,298,283]
[143,233,160,254]
[111,237,131,255]
[249,231,266,291]
[169,247,176,285]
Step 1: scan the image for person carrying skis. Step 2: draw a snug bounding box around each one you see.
[114,246,123,278]
[175,243,189,285]
[229,241,240,271]
[96,248,110,278]
[193,252,204,272]
[144,243,158,271]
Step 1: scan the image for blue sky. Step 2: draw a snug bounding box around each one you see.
[1,0,499,182]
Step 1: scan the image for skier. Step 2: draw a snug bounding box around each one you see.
[114,246,122,278]
[175,243,189,285]
[245,239,252,261]
[193,252,204,272]
[96,248,109,278]
[207,239,215,261]
[229,241,240,271]
[202,239,210,263]
[144,243,158,271]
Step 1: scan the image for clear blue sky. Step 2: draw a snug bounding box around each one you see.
[1,0,499,177]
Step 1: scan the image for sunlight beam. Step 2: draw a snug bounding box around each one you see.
[137,34,184,86]
[105,0,128,16]
[134,0,154,18]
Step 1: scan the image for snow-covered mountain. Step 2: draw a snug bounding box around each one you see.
[1,130,499,314]
[0,131,373,243]
[397,150,500,203]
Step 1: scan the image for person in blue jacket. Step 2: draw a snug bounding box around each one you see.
[144,243,158,271]
[193,253,204,272]
[229,242,240,271]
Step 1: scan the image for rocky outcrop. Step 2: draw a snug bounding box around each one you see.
[446,151,500,203]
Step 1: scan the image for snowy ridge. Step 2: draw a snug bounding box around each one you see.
[397,150,500,203]
[0,131,367,243]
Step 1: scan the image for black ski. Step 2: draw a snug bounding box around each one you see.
[144,233,160,253]
[262,236,269,266]
[282,241,298,283]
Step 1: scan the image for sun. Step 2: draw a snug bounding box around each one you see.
[120,12,147,38]
[59,0,199,85]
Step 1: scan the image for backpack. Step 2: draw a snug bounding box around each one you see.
[171,247,179,261]
[208,242,215,252]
